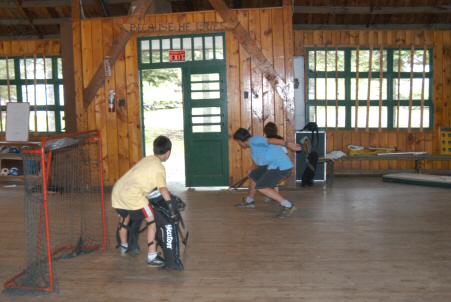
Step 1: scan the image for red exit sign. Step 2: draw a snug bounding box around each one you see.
[169,50,186,62]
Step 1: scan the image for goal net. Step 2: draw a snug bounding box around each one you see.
[4,131,106,293]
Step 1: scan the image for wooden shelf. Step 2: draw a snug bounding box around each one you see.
[0,153,22,160]
[0,152,24,183]
[0,175,24,182]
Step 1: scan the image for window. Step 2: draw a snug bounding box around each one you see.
[139,34,225,66]
[307,48,432,129]
[0,56,65,133]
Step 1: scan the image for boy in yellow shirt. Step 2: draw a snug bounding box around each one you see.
[112,136,174,267]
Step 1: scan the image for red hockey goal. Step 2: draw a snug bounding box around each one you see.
[4,131,106,293]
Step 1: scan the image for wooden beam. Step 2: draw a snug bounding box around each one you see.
[293,23,451,30]
[14,0,43,37]
[0,0,140,7]
[0,34,60,40]
[0,18,70,25]
[208,0,293,107]
[82,0,152,108]
[60,21,77,132]
[294,5,451,15]
[98,0,111,16]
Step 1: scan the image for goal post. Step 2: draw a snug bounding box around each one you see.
[4,131,106,293]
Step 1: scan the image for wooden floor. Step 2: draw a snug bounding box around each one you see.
[1,177,451,301]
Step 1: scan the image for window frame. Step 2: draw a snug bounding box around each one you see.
[0,56,65,133]
[306,47,434,130]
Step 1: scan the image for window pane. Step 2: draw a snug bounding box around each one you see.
[20,58,52,79]
[57,58,63,79]
[29,111,35,132]
[182,38,192,61]
[191,91,220,100]
[215,36,224,59]
[308,78,345,100]
[60,111,65,131]
[193,37,203,60]
[172,38,181,50]
[351,50,387,72]
[191,73,219,82]
[31,111,55,132]
[394,106,429,128]
[191,82,220,91]
[0,85,18,105]
[161,39,170,62]
[192,116,221,124]
[141,40,150,64]
[309,106,346,128]
[350,78,388,100]
[205,36,214,60]
[393,49,430,72]
[151,40,161,63]
[1,111,6,132]
[22,85,55,105]
[192,107,220,115]
[193,125,221,133]
[59,85,64,105]
[0,59,15,80]
[308,50,345,72]
[393,79,429,100]
[351,106,388,128]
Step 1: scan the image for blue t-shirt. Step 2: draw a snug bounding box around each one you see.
[249,136,269,166]
[248,136,293,170]
[265,144,293,170]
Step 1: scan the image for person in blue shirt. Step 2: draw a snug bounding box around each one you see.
[233,127,300,218]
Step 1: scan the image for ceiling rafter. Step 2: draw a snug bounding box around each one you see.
[0,17,70,25]
[294,5,451,15]
[14,0,44,37]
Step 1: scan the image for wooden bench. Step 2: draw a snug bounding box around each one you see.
[320,154,451,185]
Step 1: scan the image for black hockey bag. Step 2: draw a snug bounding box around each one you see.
[301,150,318,187]
[148,194,187,271]
[301,122,319,148]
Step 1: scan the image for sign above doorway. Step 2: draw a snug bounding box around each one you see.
[169,50,186,62]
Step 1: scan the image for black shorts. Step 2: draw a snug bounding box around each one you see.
[116,204,155,221]
[254,168,292,189]
[249,165,268,182]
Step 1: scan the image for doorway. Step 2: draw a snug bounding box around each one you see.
[139,34,229,187]
[141,68,185,184]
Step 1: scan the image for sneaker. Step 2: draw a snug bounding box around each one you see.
[147,256,165,267]
[235,200,256,208]
[119,244,128,256]
[276,205,297,218]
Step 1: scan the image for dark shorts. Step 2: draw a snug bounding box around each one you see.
[249,165,268,182]
[116,204,155,221]
[253,168,292,189]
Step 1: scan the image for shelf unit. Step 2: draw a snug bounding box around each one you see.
[0,153,24,182]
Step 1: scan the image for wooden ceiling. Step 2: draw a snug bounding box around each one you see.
[294,0,451,29]
[0,0,450,39]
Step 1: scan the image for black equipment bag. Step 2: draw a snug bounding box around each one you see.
[301,122,319,148]
[301,150,318,187]
[300,122,320,186]
[149,194,187,271]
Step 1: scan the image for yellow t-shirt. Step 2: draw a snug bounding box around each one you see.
[112,155,166,210]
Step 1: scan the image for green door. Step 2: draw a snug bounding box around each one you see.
[183,65,229,186]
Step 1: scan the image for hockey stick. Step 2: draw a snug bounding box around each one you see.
[228,175,249,191]
[177,215,189,246]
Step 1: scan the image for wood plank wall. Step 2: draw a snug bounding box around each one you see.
[74,7,294,185]
[0,40,60,57]
[294,30,451,172]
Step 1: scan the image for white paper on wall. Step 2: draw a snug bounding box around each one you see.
[6,102,30,142]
